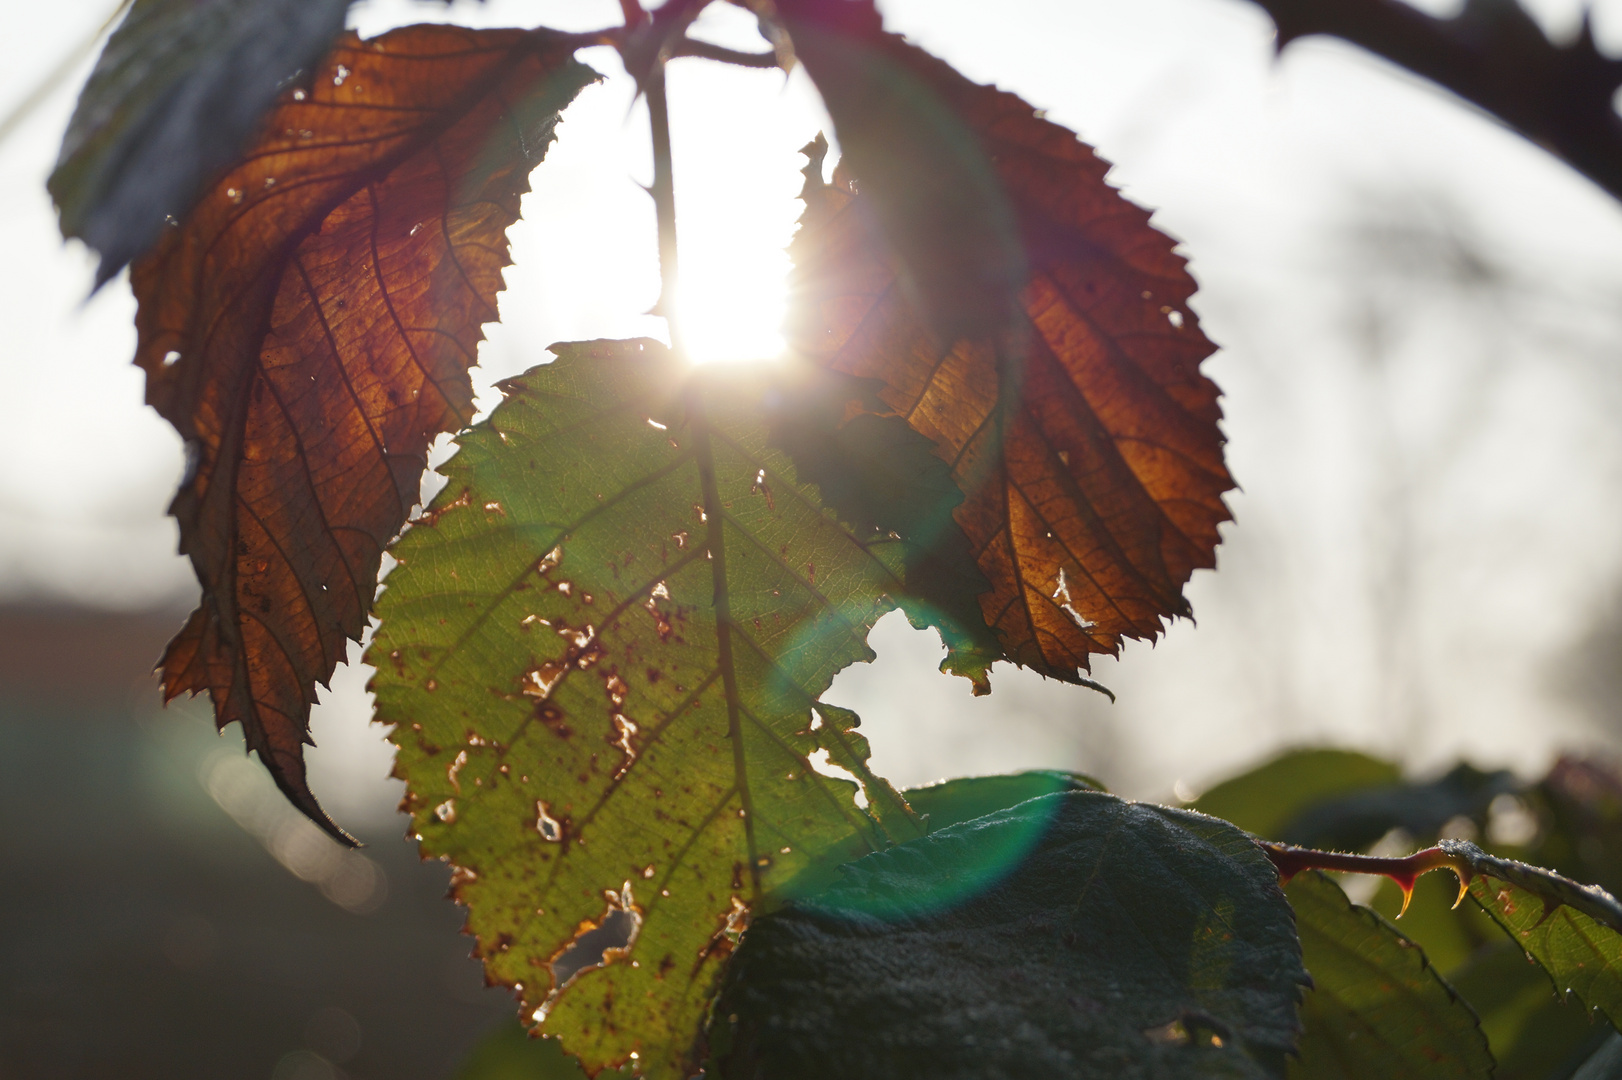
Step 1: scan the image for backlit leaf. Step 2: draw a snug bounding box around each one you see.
[787,50,1233,684]
[769,0,1023,342]
[51,0,352,286]
[454,1018,621,1080]
[138,26,596,839]
[1285,871,1492,1079]
[1447,940,1610,1080]
[369,340,989,1077]
[708,791,1308,1079]
[1442,839,1622,1029]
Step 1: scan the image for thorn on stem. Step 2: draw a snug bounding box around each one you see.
[1260,841,1473,917]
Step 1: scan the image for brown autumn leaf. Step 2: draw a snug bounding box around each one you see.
[785,37,1234,684]
[134,25,596,840]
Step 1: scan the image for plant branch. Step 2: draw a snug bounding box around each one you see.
[670,39,781,68]
[1247,0,1622,202]
[1260,840,1472,914]
[645,57,682,352]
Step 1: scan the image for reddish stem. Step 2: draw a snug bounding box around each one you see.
[1260,841,1474,915]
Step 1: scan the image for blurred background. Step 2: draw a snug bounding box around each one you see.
[5,0,1622,1075]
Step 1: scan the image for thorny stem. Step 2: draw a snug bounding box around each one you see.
[637,2,758,894]
[1260,841,1474,916]
[1250,0,1622,204]
[671,40,779,68]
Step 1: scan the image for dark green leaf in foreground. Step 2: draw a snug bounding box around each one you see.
[1441,839,1622,1029]
[709,790,1308,1079]
[371,340,992,1077]
[52,0,350,285]
[1191,749,1401,842]
[1285,871,1491,1079]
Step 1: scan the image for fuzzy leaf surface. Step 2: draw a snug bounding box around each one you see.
[1286,872,1491,1079]
[786,40,1233,685]
[1443,839,1622,1029]
[710,791,1307,1079]
[369,340,993,1077]
[139,26,594,839]
[51,0,352,285]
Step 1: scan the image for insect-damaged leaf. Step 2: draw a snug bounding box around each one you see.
[138,26,596,840]
[1440,839,1622,1030]
[1285,872,1492,1080]
[707,791,1307,1079]
[786,49,1233,685]
[369,339,989,1077]
[51,0,352,286]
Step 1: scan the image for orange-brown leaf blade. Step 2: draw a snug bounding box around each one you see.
[136,26,597,839]
[785,30,1233,685]
[771,0,1024,343]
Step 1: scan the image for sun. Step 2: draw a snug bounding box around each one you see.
[671,243,790,365]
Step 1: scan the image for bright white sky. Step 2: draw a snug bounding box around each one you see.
[4,0,1622,820]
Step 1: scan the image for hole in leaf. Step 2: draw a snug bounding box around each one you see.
[1051,568,1096,632]
[535,800,562,841]
[1143,1019,1190,1046]
[537,882,643,1018]
[806,749,869,809]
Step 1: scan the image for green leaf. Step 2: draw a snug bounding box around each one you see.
[903,770,1103,832]
[708,790,1308,1079]
[1442,840,1622,1030]
[756,372,1000,689]
[1191,749,1401,842]
[1363,871,1499,976]
[1447,941,1611,1080]
[51,0,350,285]
[370,340,992,1077]
[1285,872,1492,1079]
[454,1021,608,1080]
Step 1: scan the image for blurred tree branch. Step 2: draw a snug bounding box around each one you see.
[1251,0,1622,201]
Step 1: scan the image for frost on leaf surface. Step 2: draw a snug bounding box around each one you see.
[782,9,1233,684]
[370,340,991,1077]
[136,26,595,839]
[709,791,1308,1079]
[1286,872,1491,1079]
